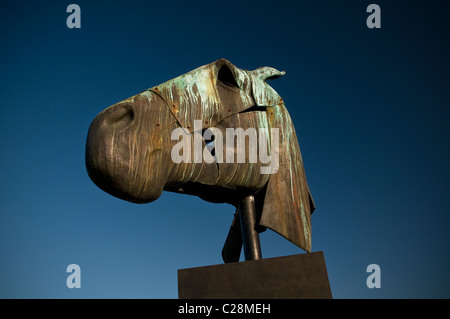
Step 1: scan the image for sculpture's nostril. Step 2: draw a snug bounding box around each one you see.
[104,103,134,129]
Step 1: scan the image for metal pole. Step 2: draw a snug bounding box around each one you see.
[238,195,262,261]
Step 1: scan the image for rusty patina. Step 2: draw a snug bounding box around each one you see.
[85,59,315,260]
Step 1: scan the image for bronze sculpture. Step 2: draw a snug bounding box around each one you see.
[85,59,315,263]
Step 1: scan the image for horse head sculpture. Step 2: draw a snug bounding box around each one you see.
[85,59,315,262]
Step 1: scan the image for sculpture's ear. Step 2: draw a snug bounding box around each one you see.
[251,66,286,81]
[257,103,315,252]
[248,67,286,107]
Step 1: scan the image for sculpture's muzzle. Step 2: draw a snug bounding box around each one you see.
[85,92,172,203]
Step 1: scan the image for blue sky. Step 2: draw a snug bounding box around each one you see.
[1,0,449,298]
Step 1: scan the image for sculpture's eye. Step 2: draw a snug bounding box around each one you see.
[205,134,215,157]
[218,64,239,89]
[202,128,216,156]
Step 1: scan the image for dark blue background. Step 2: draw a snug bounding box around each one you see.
[1,0,449,298]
